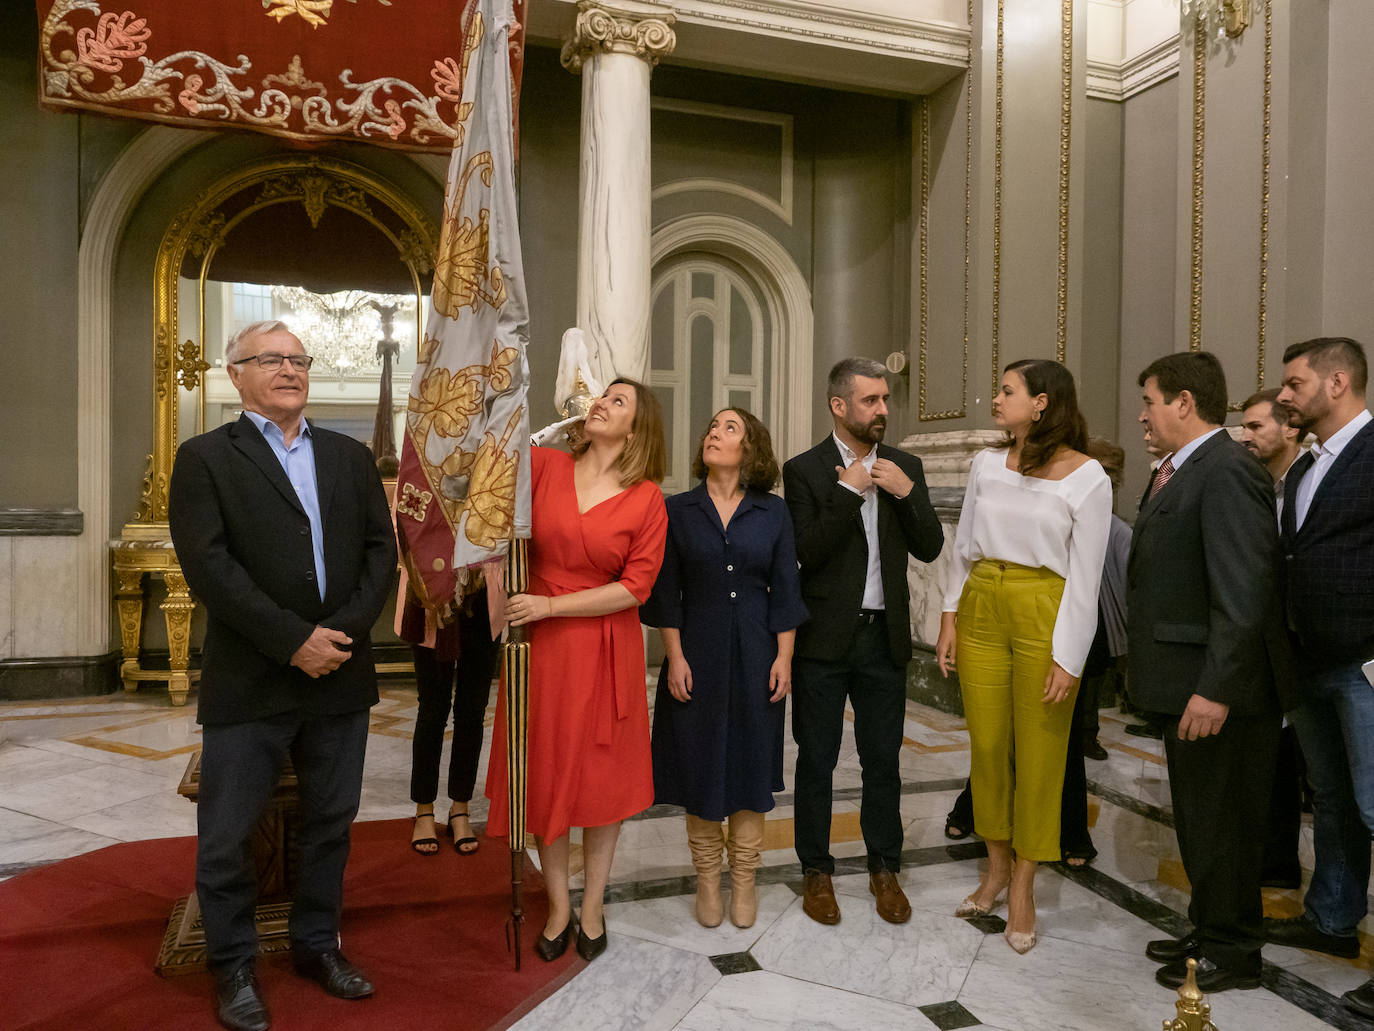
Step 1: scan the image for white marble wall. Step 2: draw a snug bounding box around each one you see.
[2,537,84,660]
[897,429,1002,646]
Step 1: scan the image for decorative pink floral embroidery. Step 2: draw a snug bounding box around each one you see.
[178,74,203,113]
[382,99,405,138]
[75,11,150,74]
[431,57,464,103]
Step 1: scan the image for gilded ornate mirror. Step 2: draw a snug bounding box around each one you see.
[134,154,439,527]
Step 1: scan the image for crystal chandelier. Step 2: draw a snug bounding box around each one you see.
[271,286,416,379]
[1181,0,1255,39]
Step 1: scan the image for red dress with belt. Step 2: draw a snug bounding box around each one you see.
[485,447,668,841]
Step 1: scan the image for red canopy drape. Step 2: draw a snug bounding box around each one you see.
[35,0,525,153]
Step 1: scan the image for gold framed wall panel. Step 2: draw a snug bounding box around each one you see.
[1186,3,1270,407]
[991,0,1004,397]
[916,0,973,423]
[137,155,439,524]
[1055,0,1072,363]
[989,0,1073,395]
[1188,8,1206,352]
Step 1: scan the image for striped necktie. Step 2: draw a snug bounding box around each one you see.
[1149,455,1175,500]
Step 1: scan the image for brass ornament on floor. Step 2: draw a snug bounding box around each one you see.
[1163,957,1219,1031]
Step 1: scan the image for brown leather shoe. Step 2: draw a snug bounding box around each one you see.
[801,869,840,924]
[869,869,911,924]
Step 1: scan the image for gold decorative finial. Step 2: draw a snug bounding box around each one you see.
[1162,957,1219,1031]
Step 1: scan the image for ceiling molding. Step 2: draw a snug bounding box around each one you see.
[1087,32,1180,101]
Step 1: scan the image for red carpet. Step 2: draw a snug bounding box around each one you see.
[0,819,581,1030]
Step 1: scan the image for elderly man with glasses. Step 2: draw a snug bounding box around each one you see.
[168,320,395,1031]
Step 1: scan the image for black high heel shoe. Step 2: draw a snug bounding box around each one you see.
[575,920,608,961]
[534,918,574,962]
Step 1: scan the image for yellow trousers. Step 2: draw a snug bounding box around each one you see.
[956,559,1074,862]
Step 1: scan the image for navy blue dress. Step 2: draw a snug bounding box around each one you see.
[641,485,808,820]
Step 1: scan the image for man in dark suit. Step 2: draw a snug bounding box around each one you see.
[783,357,943,925]
[1265,337,1374,1019]
[168,321,395,1031]
[1128,351,1291,993]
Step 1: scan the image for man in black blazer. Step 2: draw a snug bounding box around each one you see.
[168,321,395,1031]
[783,357,943,926]
[1128,351,1292,993]
[1266,337,1374,1019]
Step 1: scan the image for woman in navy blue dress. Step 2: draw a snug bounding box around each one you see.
[642,408,807,930]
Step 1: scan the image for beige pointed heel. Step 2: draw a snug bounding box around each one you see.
[955,889,1005,918]
[1005,929,1038,954]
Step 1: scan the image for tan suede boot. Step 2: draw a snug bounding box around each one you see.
[685,814,725,927]
[726,810,765,928]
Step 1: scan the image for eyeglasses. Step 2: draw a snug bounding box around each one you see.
[230,352,314,371]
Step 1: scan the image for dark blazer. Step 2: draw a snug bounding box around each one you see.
[783,437,943,667]
[1127,431,1294,715]
[168,414,396,726]
[1281,417,1374,668]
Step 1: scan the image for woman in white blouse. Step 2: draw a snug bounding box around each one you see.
[934,358,1112,954]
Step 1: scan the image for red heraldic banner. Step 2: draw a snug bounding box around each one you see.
[35,0,525,153]
[395,0,529,617]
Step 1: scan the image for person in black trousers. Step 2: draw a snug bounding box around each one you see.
[400,582,498,855]
[1130,351,1293,994]
[168,321,395,1031]
[784,357,943,927]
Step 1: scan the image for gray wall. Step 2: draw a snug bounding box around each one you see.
[0,5,80,510]
[1118,78,1179,505]
[1079,98,1123,441]
[1321,0,1374,342]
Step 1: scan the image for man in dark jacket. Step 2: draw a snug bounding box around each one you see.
[1128,351,1292,993]
[783,357,943,927]
[168,321,395,1031]
[1267,337,1374,1020]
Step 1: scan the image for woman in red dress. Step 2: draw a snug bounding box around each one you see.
[486,379,668,963]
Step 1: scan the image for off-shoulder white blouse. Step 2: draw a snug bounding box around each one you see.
[941,447,1113,678]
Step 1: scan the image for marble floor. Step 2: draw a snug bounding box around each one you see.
[3,684,1373,1030]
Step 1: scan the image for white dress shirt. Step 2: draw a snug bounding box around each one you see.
[833,432,884,610]
[1295,408,1373,530]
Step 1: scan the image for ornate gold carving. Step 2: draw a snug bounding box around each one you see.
[135,452,159,523]
[256,170,374,227]
[141,155,438,523]
[1189,7,1206,352]
[1056,0,1073,363]
[560,0,677,73]
[992,0,1005,395]
[185,211,228,260]
[175,339,211,391]
[397,228,435,277]
[162,569,195,707]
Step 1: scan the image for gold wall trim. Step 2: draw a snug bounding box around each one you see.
[1188,9,1206,352]
[1055,0,1072,363]
[138,156,438,523]
[1256,0,1271,390]
[991,0,1004,394]
[916,0,973,422]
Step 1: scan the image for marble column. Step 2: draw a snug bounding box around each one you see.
[561,0,676,387]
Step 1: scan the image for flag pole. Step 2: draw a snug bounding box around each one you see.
[502,537,530,970]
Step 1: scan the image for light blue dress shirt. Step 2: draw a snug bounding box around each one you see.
[244,411,326,601]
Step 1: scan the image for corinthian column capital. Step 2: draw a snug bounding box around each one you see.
[560,0,677,73]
